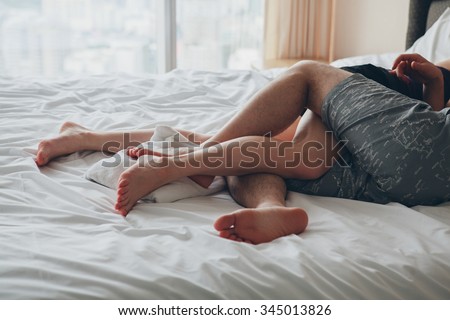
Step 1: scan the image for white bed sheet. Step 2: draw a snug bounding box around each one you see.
[1,65,450,299]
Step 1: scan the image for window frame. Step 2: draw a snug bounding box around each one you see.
[157,0,177,73]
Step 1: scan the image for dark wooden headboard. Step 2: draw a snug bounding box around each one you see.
[406,0,450,49]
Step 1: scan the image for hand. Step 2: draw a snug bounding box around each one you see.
[390,53,442,85]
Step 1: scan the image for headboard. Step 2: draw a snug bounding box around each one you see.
[406,0,450,49]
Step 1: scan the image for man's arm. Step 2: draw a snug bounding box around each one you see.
[423,72,444,111]
[391,53,445,111]
[436,59,450,109]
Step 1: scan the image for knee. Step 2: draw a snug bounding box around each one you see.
[285,60,327,93]
[297,168,328,181]
[289,162,331,181]
[289,60,324,76]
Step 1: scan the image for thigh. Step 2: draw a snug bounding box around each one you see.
[274,117,300,141]
[290,61,352,116]
[291,110,346,178]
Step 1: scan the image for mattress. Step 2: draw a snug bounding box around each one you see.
[1,60,450,299]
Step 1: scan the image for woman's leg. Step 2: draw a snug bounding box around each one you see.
[115,112,342,245]
[224,111,337,208]
[116,62,351,217]
[38,61,346,167]
[35,121,210,166]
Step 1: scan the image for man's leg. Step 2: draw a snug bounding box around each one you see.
[214,110,340,243]
[116,62,351,216]
[214,174,307,244]
[205,61,350,145]
[223,116,300,209]
[226,174,287,209]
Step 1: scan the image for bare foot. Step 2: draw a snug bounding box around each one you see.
[36,122,91,166]
[115,156,173,216]
[214,207,308,244]
[127,147,165,159]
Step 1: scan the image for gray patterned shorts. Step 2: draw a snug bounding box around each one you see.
[286,74,450,206]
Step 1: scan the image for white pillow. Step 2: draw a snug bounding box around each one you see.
[330,52,399,69]
[406,7,450,63]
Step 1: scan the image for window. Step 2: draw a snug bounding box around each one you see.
[0,0,159,76]
[0,0,264,77]
[176,0,264,70]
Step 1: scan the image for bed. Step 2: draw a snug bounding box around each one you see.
[1,0,449,299]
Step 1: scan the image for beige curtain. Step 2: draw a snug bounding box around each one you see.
[264,0,335,62]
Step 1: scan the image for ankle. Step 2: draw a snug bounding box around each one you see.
[81,131,101,151]
[256,199,286,209]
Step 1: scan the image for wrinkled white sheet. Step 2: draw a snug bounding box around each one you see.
[0,65,449,299]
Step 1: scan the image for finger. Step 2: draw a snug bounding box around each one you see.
[396,61,412,84]
[392,53,426,69]
[410,61,441,83]
[392,55,405,69]
[410,61,426,72]
[395,61,406,78]
[392,54,412,69]
[388,69,396,75]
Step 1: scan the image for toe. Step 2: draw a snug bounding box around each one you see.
[116,194,127,202]
[214,214,236,231]
[126,148,137,158]
[122,203,134,215]
[136,149,147,158]
[36,153,49,166]
[35,141,51,166]
[118,178,130,188]
[117,187,129,196]
[115,199,129,211]
[218,229,234,239]
[35,153,44,166]
[117,197,129,206]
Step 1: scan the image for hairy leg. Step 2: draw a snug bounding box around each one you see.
[116,63,350,215]
[213,174,308,244]
[213,111,337,244]
[226,174,287,208]
[205,61,350,145]
[116,112,343,217]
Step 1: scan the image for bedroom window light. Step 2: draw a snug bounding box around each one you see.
[176,0,264,70]
[0,0,159,76]
[0,0,263,76]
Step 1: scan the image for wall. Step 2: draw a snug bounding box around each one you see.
[333,0,410,59]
